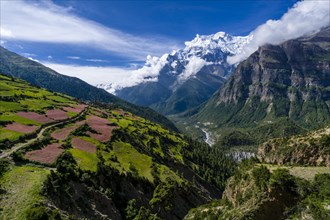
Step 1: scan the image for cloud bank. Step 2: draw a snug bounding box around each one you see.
[43,54,170,92]
[0,0,179,60]
[227,0,330,64]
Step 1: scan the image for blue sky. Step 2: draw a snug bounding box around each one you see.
[1,0,328,86]
[52,0,298,39]
[1,0,298,65]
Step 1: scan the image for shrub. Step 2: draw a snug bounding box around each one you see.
[269,169,296,193]
[12,151,28,162]
[313,174,330,199]
[0,159,10,178]
[252,166,271,190]
[125,199,138,220]
[55,151,78,179]
[320,135,330,148]
[134,206,161,220]
[26,205,49,220]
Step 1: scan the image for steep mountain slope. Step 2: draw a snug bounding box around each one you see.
[184,26,330,144]
[99,32,251,115]
[0,74,237,219]
[0,46,178,132]
[185,161,330,220]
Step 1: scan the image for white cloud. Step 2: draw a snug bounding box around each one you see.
[177,56,208,84]
[228,0,330,64]
[67,56,81,60]
[42,62,133,86]
[107,55,207,93]
[28,57,40,62]
[21,52,36,57]
[109,54,169,93]
[66,56,108,62]
[0,0,179,60]
[0,27,14,38]
[86,59,108,63]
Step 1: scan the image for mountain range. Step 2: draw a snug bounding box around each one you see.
[98,32,251,115]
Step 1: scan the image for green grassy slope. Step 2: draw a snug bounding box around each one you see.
[0,165,49,220]
[0,75,236,220]
[0,74,78,145]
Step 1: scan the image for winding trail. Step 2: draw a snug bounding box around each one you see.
[0,107,88,159]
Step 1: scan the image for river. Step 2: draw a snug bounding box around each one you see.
[201,128,214,146]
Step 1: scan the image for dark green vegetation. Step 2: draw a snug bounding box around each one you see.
[182,138,237,190]
[0,46,178,132]
[178,26,330,149]
[0,76,237,219]
[185,160,330,220]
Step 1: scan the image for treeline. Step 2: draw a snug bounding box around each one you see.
[182,138,237,190]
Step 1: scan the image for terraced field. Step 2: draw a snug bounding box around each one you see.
[24,143,64,164]
[0,74,86,145]
[1,92,186,175]
[0,73,187,182]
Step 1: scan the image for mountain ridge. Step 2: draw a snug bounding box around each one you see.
[0,46,178,132]
[182,26,330,145]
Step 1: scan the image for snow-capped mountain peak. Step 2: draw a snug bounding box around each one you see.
[97,31,252,94]
[212,31,227,39]
[182,32,251,58]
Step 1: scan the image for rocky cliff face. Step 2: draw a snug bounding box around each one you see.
[196,27,330,130]
[258,126,330,166]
